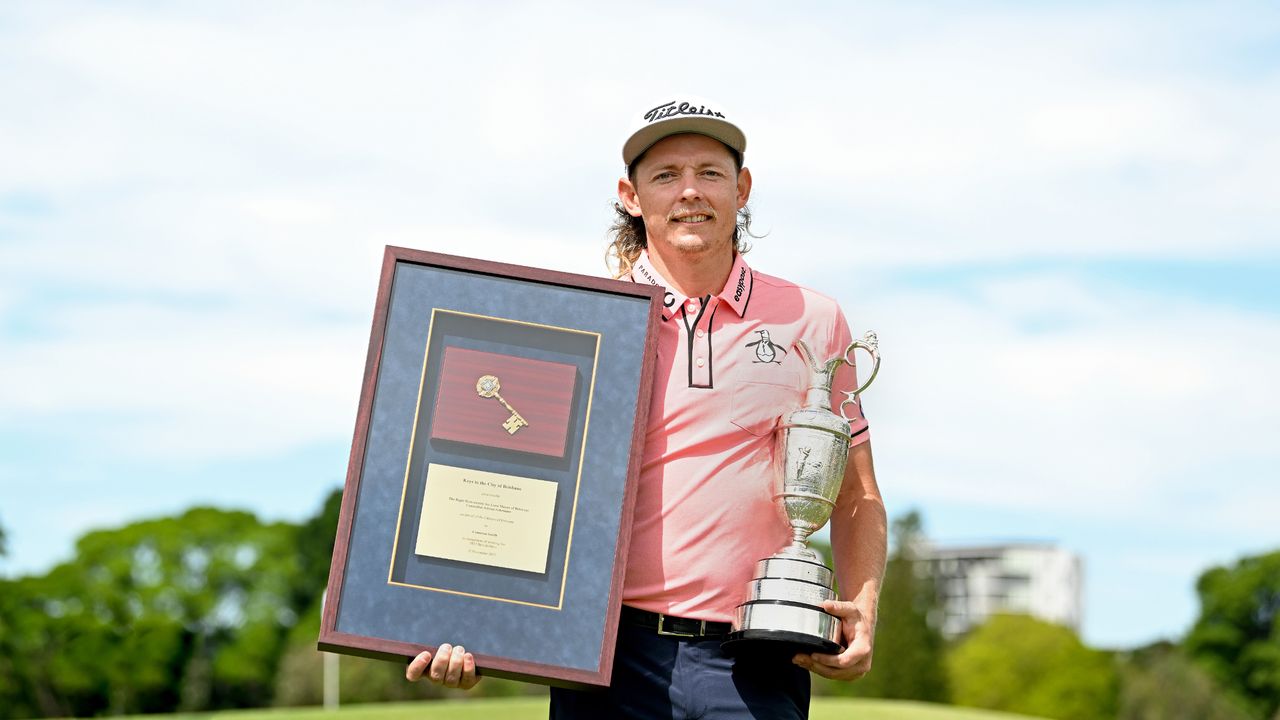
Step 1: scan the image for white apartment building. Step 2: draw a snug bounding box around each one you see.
[922,542,1083,638]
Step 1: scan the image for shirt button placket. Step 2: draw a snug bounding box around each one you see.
[683,298,714,388]
[693,310,712,386]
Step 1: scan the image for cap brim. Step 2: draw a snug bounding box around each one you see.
[623,117,747,166]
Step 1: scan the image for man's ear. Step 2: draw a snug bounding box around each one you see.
[736,167,753,210]
[618,177,643,217]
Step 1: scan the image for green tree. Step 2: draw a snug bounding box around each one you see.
[947,614,1118,720]
[0,507,308,716]
[293,488,342,610]
[0,575,49,717]
[0,565,152,717]
[1185,549,1280,719]
[1118,642,1255,720]
[819,510,948,701]
[0,490,355,717]
[78,507,305,711]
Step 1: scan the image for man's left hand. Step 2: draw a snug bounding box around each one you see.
[792,599,875,681]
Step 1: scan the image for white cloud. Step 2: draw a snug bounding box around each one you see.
[739,6,1280,265]
[0,301,362,454]
[854,274,1280,537]
[4,2,1276,280]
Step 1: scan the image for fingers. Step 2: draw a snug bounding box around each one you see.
[807,658,871,680]
[406,650,433,681]
[406,644,479,689]
[794,644,873,680]
[820,599,872,661]
[441,644,466,686]
[407,640,478,686]
[459,651,479,690]
[821,599,860,620]
[793,601,876,681]
[429,643,454,683]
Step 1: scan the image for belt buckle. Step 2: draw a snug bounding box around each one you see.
[656,613,703,638]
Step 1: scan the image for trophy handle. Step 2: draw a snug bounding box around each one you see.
[837,331,880,425]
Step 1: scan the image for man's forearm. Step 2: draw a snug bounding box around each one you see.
[829,441,887,627]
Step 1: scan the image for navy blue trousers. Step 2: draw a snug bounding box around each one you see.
[549,621,810,719]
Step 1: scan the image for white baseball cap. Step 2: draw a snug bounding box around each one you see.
[622,97,747,167]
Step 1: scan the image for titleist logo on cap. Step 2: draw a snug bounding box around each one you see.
[644,101,726,124]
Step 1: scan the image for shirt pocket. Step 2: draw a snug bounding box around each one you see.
[730,381,802,437]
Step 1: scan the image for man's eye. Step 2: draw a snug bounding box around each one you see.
[654,172,676,181]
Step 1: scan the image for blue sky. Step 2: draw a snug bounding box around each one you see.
[1,1,1277,650]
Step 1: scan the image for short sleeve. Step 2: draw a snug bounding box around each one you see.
[828,304,871,447]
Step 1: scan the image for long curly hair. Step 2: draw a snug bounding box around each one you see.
[605,149,757,278]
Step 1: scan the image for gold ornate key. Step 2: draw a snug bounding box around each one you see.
[476,374,529,434]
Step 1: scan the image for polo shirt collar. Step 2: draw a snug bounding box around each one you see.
[718,252,753,318]
[630,250,754,321]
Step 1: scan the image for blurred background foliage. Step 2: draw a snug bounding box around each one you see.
[815,511,949,703]
[1184,552,1280,719]
[0,502,1274,719]
[807,510,1276,720]
[945,614,1117,720]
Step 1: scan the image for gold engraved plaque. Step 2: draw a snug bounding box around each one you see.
[415,463,558,574]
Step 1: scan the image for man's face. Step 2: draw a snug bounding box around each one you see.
[619,133,752,264]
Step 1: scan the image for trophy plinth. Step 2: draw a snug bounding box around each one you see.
[723,332,880,656]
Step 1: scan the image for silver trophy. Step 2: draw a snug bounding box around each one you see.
[723,331,881,654]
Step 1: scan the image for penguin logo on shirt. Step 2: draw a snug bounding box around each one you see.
[745,329,788,364]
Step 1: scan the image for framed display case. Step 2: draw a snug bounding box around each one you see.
[319,246,662,688]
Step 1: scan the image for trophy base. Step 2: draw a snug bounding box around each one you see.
[724,556,844,656]
[721,628,841,656]
[723,599,843,656]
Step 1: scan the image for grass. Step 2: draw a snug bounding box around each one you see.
[140,697,1050,720]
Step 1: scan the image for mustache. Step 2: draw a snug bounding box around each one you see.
[667,207,717,221]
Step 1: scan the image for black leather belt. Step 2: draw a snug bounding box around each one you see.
[621,605,732,639]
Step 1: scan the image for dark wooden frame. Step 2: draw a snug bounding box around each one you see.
[318,246,662,688]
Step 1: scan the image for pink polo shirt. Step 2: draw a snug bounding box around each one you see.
[624,251,871,622]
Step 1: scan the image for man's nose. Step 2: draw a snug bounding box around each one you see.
[679,173,702,200]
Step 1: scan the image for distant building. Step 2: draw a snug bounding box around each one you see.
[922,542,1083,638]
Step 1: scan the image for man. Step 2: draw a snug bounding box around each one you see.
[408,98,887,719]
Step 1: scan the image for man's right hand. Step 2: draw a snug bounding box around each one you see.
[405,643,480,690]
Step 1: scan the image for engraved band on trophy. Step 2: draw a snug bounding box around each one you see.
[723,331,881,654]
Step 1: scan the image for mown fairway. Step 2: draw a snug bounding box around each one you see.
[139,697,1050,720]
